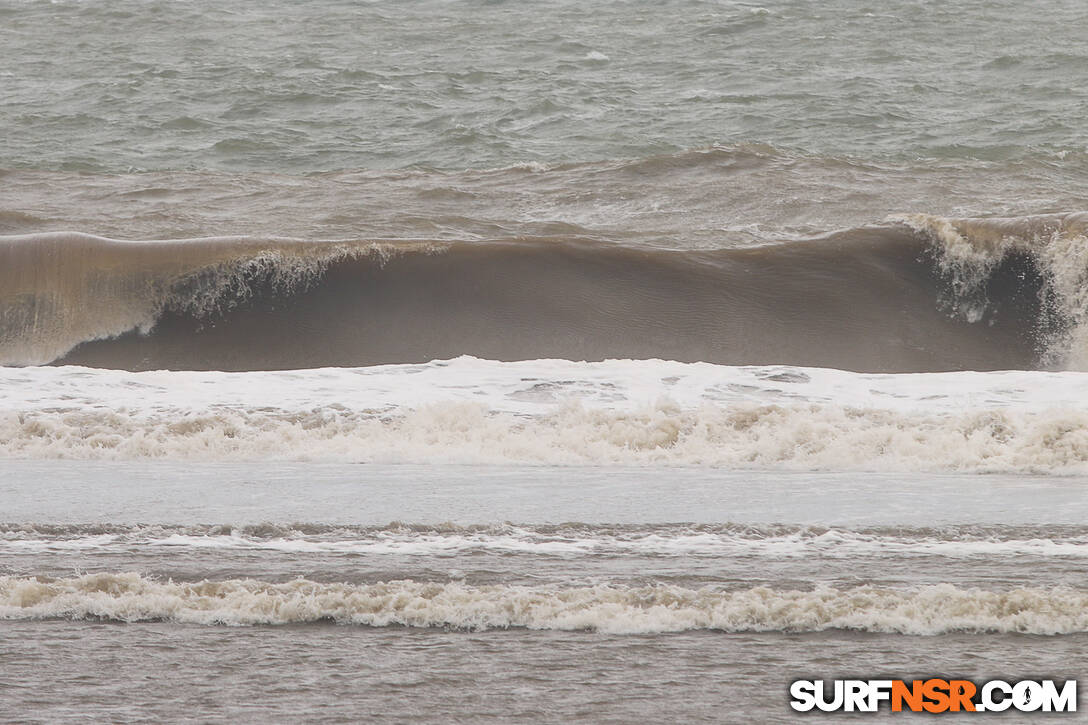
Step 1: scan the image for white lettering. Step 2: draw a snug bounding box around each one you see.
[1040,680,1077,712]
[844,680,869,712]
[982,680,1013,712]
[1014,680,1043,712]
[867,680,893,711]
[789,680,817,712]
[815,680,844,712]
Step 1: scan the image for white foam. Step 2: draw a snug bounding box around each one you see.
[6,529,1088,559]
[891,212,1088,367]
[2,573,1085,634]
[2,358,1088,471]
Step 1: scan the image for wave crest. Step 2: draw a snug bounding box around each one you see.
[0,223,1066,372]
[0,233,435,367]
[892,212,1088,368]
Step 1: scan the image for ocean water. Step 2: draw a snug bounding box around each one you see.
[3,0,1088,722]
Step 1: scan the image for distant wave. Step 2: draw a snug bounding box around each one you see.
[3,572,1087,635]
[4,214,1087,372]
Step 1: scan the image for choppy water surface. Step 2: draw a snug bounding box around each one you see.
[4,0,1088,722]
[2,0,1088,171]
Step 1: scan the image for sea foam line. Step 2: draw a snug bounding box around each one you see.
[2,573,1086,635]
[4,526,1088,559]
[4,359,1088,472]
[5,398,1088,472]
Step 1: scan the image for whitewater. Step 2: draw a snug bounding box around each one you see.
[4,358,1088,472]
[5,0,1088,721]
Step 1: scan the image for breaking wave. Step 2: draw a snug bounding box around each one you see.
[894,211,1088,369]
[2,573,1086,635]
[2,214,1087,372]
[1,399,1088,472]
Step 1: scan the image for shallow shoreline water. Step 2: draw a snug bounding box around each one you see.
[4,461,1088,721]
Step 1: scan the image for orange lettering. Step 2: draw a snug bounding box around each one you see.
[948,680,977,712]
[892,680,924,712]
[922,679,951,713]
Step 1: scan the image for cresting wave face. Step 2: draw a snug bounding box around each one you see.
[3,215,1084,373]
[0,233,431,368]
[895,212,1088,368]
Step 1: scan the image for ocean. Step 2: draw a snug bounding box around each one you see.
[2,0,1088,721]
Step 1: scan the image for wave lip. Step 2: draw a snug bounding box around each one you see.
[892,211,1088,368]
[2,573,1085,635]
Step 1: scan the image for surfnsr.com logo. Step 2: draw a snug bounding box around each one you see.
[790,679,1077,713]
